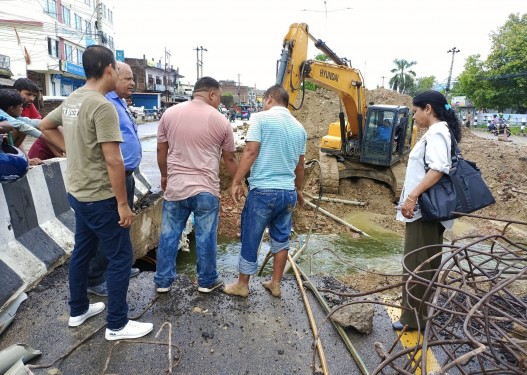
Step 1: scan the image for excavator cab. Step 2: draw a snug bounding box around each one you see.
[360,105,411,167]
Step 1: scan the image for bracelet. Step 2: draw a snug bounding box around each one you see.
[406,196,417,203]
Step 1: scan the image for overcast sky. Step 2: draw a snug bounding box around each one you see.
[112,0,527,90]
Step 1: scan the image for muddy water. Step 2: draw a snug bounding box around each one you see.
[141,132,406,277]
[173,218,405,278]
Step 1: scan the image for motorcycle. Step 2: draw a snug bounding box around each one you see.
[491,122,511,137]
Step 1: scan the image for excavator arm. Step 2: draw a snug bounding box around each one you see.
[275,23,413,198]
[276,23,367,148]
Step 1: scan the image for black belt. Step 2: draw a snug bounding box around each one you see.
[125,170,134,176]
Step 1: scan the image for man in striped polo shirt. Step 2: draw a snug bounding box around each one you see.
[224,85,307,298]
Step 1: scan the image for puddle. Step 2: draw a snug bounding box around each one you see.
[166,231,405,279]
[139,135,406,277]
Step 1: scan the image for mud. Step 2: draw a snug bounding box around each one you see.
[218,88,527,240]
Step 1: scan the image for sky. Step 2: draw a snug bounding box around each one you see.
[112,0,527,90]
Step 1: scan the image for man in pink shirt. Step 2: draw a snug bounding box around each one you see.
[154,76,238,293]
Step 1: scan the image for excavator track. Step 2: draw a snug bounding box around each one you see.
[319,152,407,201]
[319,151,340,194]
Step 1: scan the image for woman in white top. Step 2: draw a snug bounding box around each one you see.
[393,90,461,331]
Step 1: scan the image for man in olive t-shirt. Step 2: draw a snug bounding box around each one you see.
[40,45,152,341]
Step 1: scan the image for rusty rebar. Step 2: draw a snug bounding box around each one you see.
[315,214,527,374]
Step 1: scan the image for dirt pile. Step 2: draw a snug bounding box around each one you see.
[218,88,527,239]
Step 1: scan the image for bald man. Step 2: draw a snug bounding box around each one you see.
[87,62,143,297]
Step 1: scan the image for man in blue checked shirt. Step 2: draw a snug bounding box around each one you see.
[87,62,142,297]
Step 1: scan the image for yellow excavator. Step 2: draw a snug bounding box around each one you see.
[275,23,416,196]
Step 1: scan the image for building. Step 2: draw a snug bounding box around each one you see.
[125,56,185,106]
[219,80,249,105]
[0,0,116,96]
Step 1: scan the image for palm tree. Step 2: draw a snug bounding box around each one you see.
[389,59,417,94]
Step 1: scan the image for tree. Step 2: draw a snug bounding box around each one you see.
[407,76,436,96]
[457,13,527,112]
[485,13,527,112]
[389,59,417,94]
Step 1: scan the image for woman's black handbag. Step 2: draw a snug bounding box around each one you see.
[419,137,495,222]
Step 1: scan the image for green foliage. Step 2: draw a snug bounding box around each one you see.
[222,92,233,97]
[314,53,330,62]
[303,82,318,91]
[389,59,417,94]
[406,76,436,96]
[457,13,527,112]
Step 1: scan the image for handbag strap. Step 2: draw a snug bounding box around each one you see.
[423,125,460,171]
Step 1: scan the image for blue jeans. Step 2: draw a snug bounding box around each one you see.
[87,174,135,287]
[239,189,296,275]
[67,194,132,330]
[154,192,219,288]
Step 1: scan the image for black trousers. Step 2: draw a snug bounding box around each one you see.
[399,219,445,329]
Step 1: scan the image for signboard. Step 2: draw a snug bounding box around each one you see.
[146,59,157,67]
[450,96,473,107]
[116,50,125,62]
[60,60,86,78]
[0,54,10,69]
[85,37,96,47]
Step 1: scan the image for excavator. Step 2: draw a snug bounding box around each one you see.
[275,23,416,196]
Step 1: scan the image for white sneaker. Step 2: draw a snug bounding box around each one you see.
[105,320,153,341]
[68,302,105,327]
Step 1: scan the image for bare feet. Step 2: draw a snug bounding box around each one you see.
[223,282,249,298]
[262,281,281,297]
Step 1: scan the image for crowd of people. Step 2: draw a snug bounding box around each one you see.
[1,44,464,340]
[1,44,307,342]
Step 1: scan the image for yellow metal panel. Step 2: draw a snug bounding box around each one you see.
[385,305,440,374]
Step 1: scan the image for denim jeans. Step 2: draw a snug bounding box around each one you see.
[67,194,132,330]
[154,192,219,288]
[87,174,135,287]
[239,189,296,275]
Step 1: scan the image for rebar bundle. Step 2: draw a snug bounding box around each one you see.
[376,218,527,374]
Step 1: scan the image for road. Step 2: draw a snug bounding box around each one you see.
[3,120,479,374]
[471,128,527,145]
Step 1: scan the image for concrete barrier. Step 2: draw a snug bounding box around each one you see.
[0,159,158,315]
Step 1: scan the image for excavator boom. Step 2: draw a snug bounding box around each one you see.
[275,23,414,197]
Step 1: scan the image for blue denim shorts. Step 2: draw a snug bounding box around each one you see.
[239,188,296,275]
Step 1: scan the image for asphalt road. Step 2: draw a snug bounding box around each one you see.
[0,265,403,374]
[471,127,527,145]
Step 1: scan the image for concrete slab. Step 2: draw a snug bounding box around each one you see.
[0,264,403,374]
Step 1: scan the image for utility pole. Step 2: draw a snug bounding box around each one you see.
[164,48,171,104]
[381,76,387,88]
[194,46,200,81]
[193,46,207,82]
[445,46,460,94]
[200,46,207,78]
[95,0,103,45]
[237,73,241,104]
